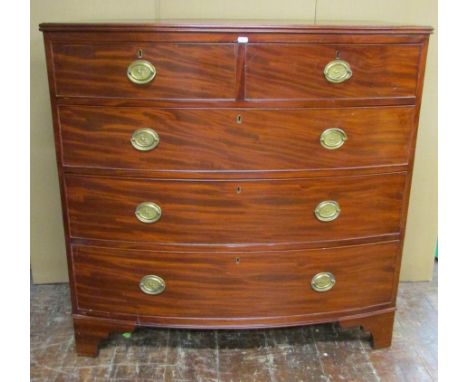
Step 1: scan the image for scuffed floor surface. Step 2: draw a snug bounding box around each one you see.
[31,264,437,382]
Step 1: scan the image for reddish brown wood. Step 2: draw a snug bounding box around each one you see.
[59,106,415,172]
[65,173,406,244]
[246,44,421,100]
[71,234,400,252]
[42,30,430,47]
[55,95,417,108]
[235,43,246,100]
[339,309,395,349]
[40,22,431,356]
[50,40,421,102]
[52,43,237,99]
[62,165,410,181]
[71,307,396,357]
[42,34,80,312]
[73,315,134,356]
[391,38,431,305]
[62,166,410,182]
[39,20,432,35]
[72,241,398,321]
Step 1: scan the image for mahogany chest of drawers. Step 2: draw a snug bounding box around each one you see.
[40,21,431,356]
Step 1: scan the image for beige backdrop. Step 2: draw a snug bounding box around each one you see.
[31,0,438,283]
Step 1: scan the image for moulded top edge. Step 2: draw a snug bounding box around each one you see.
[39,20,433,34]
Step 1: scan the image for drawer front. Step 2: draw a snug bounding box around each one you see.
[246,44,420,100]
[52,43,237,99]
[66,174,405,244]
[60,106,414,171]
[73,241,398,319]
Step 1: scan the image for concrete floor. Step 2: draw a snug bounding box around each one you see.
[30,263,437,382]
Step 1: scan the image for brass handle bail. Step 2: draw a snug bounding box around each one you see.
[320,128,347,150]
[131,128,160,151]
[139,275,166,295]
[315,200,341,222]
[311,272,336,292]
[135,202,162,224]
[324,59,352,83]
[127,59,156,85]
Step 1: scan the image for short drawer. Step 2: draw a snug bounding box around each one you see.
[65,173,405,244]
[51,43,237,99]
[246,44,420,100]
[59,106,414,172]
[73,241,398,319]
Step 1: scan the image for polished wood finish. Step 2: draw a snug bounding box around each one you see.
[73,241,398,320]
[246,44,420,100]
[339,310,395,349]
[39,20,432,34]
[59,106,415,172]
[52,43,237,99]
[66,174,405,244]
[32,267,438,380]
[41,21,431,356]
[73,315,135,357]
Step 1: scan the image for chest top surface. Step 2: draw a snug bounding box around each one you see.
[39,19,432,33]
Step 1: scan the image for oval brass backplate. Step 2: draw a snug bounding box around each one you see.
[127,59,156,85]
[324,59,352,83]
[135,202,162,224]
[311,272,336,292]
[139,275,166,295]
[315,200,341,222]
[320,128,347,150]
[131,128,160,151]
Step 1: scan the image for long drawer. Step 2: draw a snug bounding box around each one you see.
[59,106,414,172]
[73,241,398,319]
[66,173,405,244]
[51,43,237,99]
[246,44,420,100]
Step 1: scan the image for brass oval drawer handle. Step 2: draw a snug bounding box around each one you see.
[324,59,352,83]
[320,128,347,150]
[135,202,162,224]
[311,272,336,292]
[127,59,156,85]
[131,128,160,151]
[315,200,341,222]
[139,275,166,295]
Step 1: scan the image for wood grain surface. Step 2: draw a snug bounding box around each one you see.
[59,106,415,172]
[52,43,237,99]
[246,44,420,100]
[39,21,433,34]
[339,310,395,349]
[65,173,406,244]
[31,266,436,364]
[40,23,431,355]
[72,241,398,321]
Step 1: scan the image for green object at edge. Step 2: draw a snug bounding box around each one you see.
[122,332,132,339]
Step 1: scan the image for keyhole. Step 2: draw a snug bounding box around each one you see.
[235,257,240,264]
[236,114,242,124]
[137,49,143,58]
[335,50,341,59]
[236,186,242,194]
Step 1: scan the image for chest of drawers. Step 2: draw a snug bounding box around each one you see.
[40,21,431,356]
